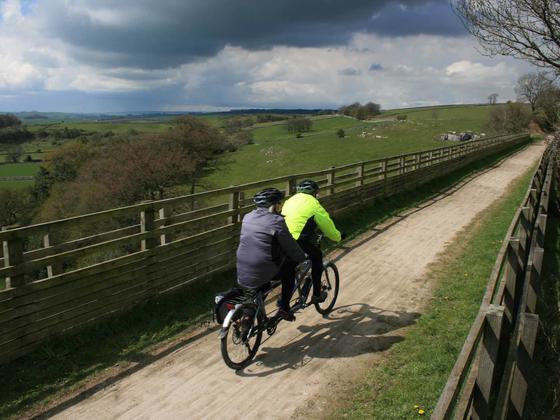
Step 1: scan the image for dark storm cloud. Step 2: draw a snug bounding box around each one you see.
[369,63,384,71]
[369,2,465,37]
[34,0,463,69]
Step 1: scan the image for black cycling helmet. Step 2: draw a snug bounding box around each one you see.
[296,179,319,195]
[253,188,285,207]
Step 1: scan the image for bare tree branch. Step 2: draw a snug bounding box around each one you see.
[454,0,560,71]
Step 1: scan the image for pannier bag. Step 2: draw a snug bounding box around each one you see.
[214,287,245,324]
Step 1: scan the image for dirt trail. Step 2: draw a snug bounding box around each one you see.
[50,143,544,420]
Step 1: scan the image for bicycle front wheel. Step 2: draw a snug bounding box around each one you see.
[221,307,263,370]
[315,261,340,315]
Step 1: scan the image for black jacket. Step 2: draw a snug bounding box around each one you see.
[236,208,306,289]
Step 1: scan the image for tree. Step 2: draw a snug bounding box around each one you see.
[364,102,381,116]
[338,102,381,119]
[286,118,313,133]
[6,146,23,163]
[454,0,560,71]
[487,102,532,133]
[169,116,230,195]
[515,72,554,111]
[0,188,34,227]
[0,114,21,129]
[488,93,499,105]
[535,84,560,129]
[336,129,345,138]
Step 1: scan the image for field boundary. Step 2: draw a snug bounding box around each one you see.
[0,133,529,363]
[433,135,557,419]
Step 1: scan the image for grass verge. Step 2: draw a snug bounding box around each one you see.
[525,190,560,418]
[0,141,533,419]
[330,149,537,419]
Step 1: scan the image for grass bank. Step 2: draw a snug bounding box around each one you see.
[329,148,537,419]
[0,141,531,419]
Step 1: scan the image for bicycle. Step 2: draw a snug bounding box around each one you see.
[218,235,340,370]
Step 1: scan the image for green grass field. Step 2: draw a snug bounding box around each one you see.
[0,163,40,190]
[0,180,34,189]
[0,163,40,177]
[201,105,494,191]
[4,105,496,196]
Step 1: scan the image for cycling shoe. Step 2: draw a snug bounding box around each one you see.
[276,308,296,322]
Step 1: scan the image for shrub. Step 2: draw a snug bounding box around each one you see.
[487,102,531,133]
[336,129,346,138]
[396,114,408,121]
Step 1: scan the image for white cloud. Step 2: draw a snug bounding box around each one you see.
[1,0,23,22]
[0,53,42,88]
[445,60,515,84]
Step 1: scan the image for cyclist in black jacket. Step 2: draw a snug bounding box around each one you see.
[236,188,306,321]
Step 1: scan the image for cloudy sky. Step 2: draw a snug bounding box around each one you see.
[0,0,535,113]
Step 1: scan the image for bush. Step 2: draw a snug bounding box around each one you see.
[487,102,531,133]
[339,102,381,120]
[0,128,34,145]
[286,118,313,133]
[0,114,21,129]
[534,112,554,132]
[336,129,346,138]
[396,114,408,121]
[0,188,35,227]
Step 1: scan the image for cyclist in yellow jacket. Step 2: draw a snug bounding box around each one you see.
[282,180,343,303]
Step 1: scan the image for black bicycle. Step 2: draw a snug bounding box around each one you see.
[218,236,340,370]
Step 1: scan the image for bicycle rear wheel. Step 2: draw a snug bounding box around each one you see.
[221,307,263,370]
[314,262,340,315]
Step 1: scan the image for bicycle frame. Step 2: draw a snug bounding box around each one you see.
[220,233,327,339]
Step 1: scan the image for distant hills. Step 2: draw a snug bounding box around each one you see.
[5,109,337,125]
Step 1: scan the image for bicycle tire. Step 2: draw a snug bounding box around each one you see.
[221,306,263,370]
[314,261,340,315]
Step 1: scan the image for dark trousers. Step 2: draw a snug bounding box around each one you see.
[297,239,323,297]
[275,259,297,311]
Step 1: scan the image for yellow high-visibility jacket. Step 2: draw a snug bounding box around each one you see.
[281,192,341,242]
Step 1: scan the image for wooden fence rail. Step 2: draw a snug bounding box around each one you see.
[0,133,529,363]
[433,135,558,419]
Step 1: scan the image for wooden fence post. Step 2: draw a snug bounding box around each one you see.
[502,239,521,332]
[140,203,157,252]
[238,192,245,222]
[507,313,539,420]
[326,167,335,195]
[528,189,538,223]
[535,214,547,249]
[43,232,62,278]
[472,305,505,420]
[382,158,388,180]
[525,248,543,314]
[286,177,296,197]
[356,162,364,187]
[158,207,167,246]
[3,225,25,288]
[399,156,405,175]
[228,190,240,224]
[517,208,531,266]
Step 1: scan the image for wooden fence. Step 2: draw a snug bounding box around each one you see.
[433,135,558,419]
[0,133,529,363]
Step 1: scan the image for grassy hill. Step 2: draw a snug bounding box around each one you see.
[1,104,497,192]
[200,104,495,191]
